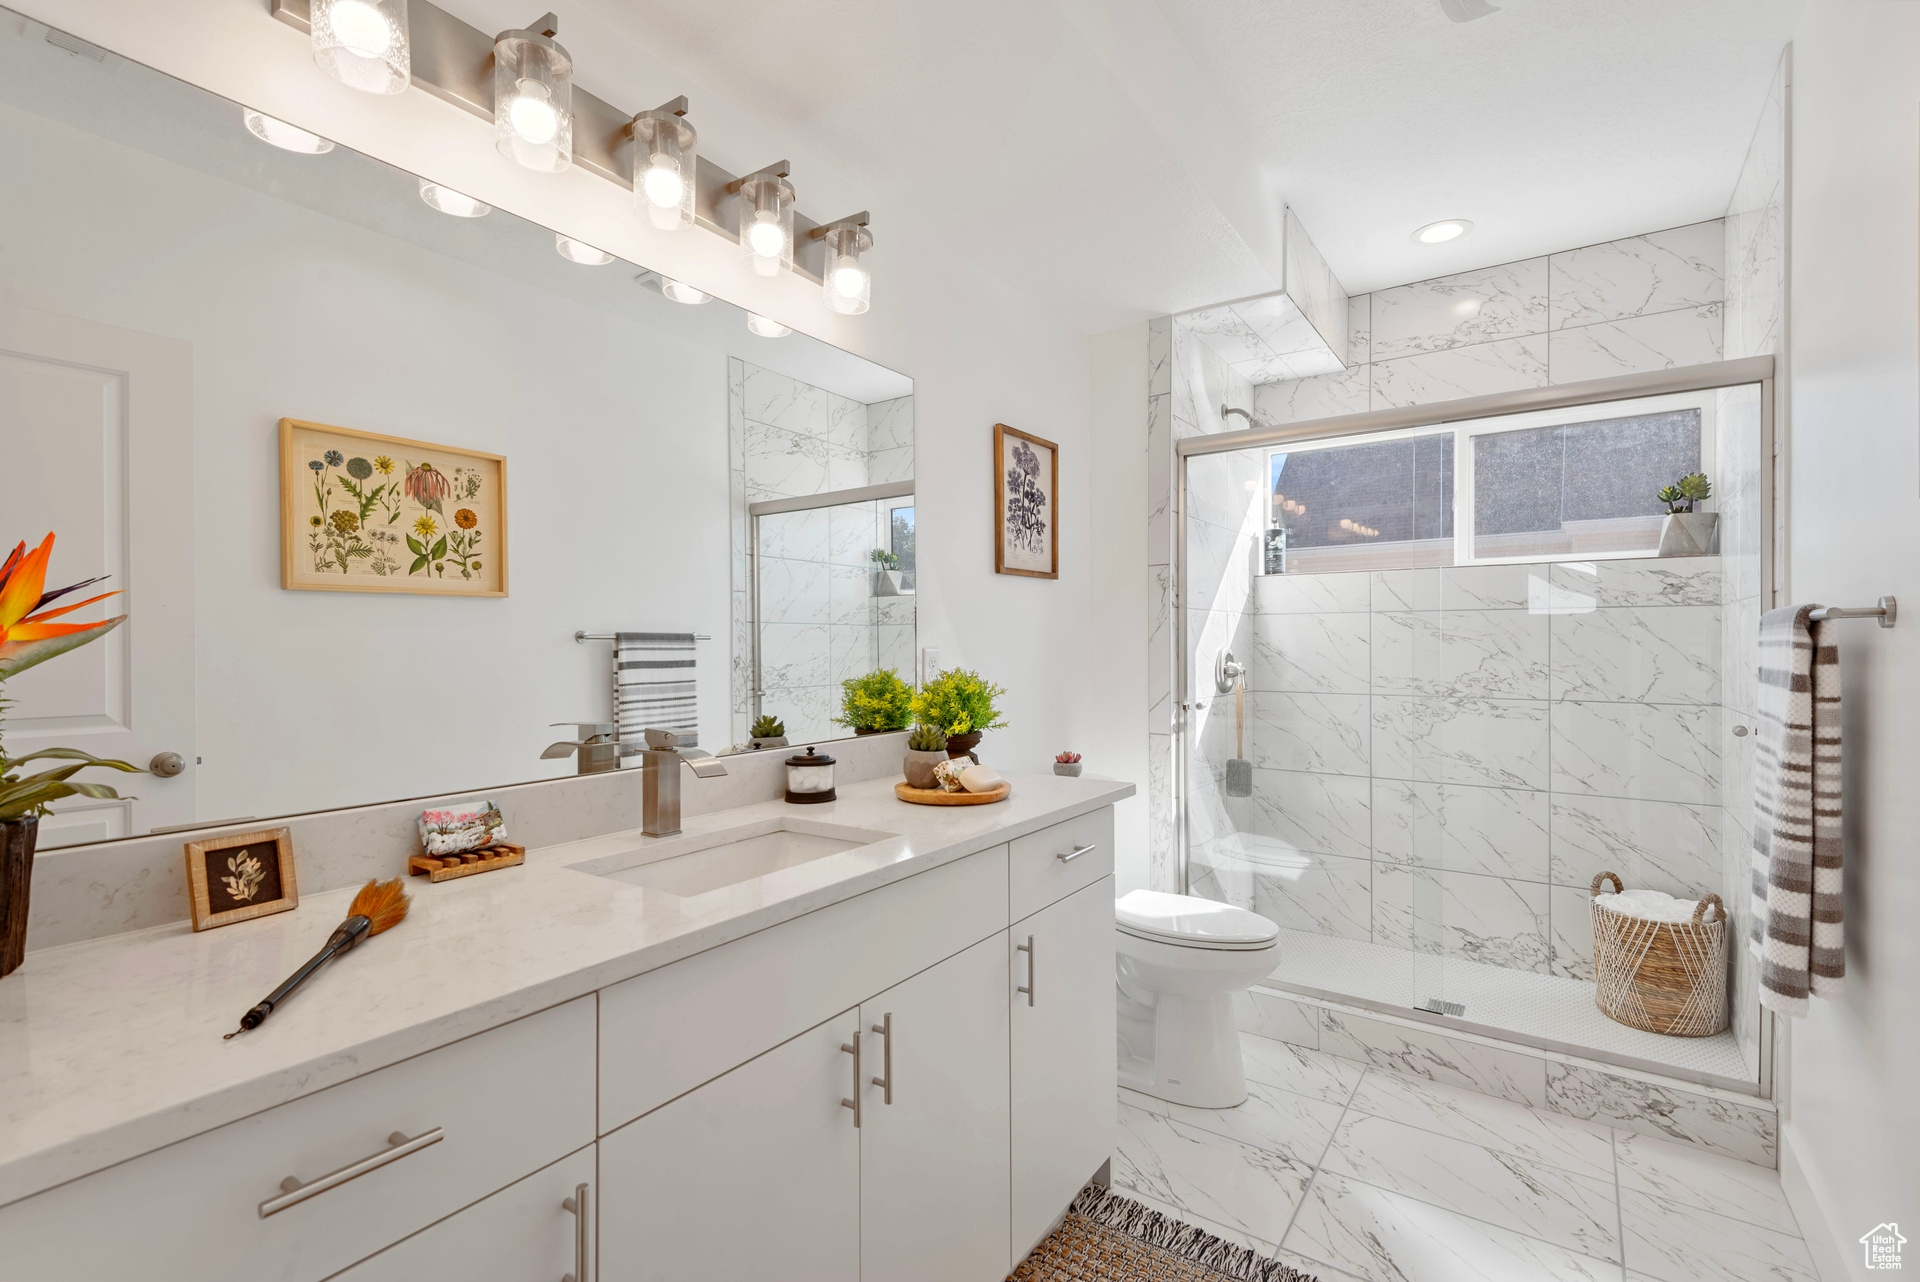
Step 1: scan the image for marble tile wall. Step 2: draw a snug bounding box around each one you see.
[1250,220,1726,428]
[728,360,914,744]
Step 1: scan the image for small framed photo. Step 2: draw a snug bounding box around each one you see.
[184,828,299,932]
[994,423,1058,579]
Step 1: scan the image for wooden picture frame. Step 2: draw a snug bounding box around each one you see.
[993,423,1059,579]
[280,418,508,597]
[184,827,299,932]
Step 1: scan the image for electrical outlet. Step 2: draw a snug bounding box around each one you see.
[921,647,941,684]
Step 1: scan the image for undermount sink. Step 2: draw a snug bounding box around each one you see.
[569,818,903,898]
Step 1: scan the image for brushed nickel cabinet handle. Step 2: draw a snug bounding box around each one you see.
[870,1013,893,1105]
[841,1031,862,1127]
[562,1182,589,1282]
[1016,935,1035,1006]
[1057,842,1097,863]
[258,1127,442,1218]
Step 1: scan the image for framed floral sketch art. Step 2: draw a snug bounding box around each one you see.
[184,827,298,932]
[280,418,508,596]
[994,422,1058,579]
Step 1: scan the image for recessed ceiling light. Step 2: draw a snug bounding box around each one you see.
[555,234,613,265]
[660,278,710,305]
[419,179,490,218]
[746,314,791,338]
[1413,219,1472,245]
[243,109,334,154]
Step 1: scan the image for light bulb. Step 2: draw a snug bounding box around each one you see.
[556,235,613,265]
[419,179,490,218]
[243,109,334,154]
[508,81,560,145]
[747,314,791,338]
[1414,219,1472,244]
[330,0,395,57]
[831,261,867,298]
[748,215,786,259]
[642,157,684,208]
[660,279,710,304]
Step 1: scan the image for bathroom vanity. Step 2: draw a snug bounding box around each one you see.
[0,776,1126,1281]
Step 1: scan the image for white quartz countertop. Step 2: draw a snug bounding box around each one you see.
[0,773,1133,1207]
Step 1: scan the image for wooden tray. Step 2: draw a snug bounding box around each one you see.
[894,781,1011,806]
[409,842,526,882]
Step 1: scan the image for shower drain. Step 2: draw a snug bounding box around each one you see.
[1418,997,1466,1017]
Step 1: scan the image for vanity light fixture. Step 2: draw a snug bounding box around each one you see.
[661,278,710,304]
[808,213,872,315]
[631,97,697,231]
[243,109,334,154]
[746,314,792,338]
[494,14,573,173]
[419,178,491,218]
[729,163,795,278]
[1412,218,1472,244]
[311,0,410,95]
[555,234,613,265]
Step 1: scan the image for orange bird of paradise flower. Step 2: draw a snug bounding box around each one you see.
[0,533,126,680]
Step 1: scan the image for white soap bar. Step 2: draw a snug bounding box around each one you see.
[959,764,1005,793]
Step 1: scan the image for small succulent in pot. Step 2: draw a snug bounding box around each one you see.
[903,723,948,789]
[833,668,915,734]
[1054,750,1083,778]
[1655,471,1718,557]
[748,714,787,750]
[910,668,1007,760]
[1657,472,1713,514]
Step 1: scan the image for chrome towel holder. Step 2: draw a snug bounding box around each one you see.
[1810,596,1897,628]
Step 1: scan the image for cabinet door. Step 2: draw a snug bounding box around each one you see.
[1009,875,1116,1265]
[598,1010,860,1282]
[860,934,1011,1282]
[330,1145,593,1282]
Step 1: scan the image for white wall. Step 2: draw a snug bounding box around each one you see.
[1781,6,1920,1276]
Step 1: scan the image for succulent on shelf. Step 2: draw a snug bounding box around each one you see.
[1054,751,1081,764]
[1657,471,1713,514]
[870,547,900,570]
[749,714,785,739]
[907,723,947,753]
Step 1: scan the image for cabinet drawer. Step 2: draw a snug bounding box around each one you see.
[599,846,1007,1133]
[0,997,596,1282]
[1009,806,1114,923]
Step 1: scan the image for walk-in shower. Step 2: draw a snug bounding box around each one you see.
[1175,357,1774,1093]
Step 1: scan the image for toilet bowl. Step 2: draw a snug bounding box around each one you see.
[1114,889,1279,1108]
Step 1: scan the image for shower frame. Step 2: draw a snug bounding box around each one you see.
[1172,354,1778,1096]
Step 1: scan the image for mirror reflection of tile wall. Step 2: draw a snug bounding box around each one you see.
[728,358,914,747]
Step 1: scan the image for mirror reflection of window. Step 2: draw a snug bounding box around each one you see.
[889,504,915,589]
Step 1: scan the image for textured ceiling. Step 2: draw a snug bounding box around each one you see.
[441,0,1804,328]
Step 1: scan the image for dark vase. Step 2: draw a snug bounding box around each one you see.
[854,727,884,735]
[1,815,39,980]
[945,731,983,762]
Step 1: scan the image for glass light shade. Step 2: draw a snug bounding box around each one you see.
[555,234,613,265]
[660,278,710,305]
[311,0,409,95]
[493,30,573,173]
[735,171,795,278]
[746,314,791,338]
[818,223,873,315]
[419,179,490,218]
[243,109,333,154]
[632,111,697,232]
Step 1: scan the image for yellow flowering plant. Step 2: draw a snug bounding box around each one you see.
[833,669,915,732]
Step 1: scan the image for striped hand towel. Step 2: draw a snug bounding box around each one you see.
[614,632,698,755]
[1749,605,1845,1017]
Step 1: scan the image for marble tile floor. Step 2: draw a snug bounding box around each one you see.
[1112,1033,1816,1282]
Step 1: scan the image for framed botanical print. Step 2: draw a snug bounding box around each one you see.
[184,827,298,931]
[280,418,508,596]
[994,422,1058,578]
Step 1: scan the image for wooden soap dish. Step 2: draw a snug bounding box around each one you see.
[409,842,526,882]
[894,781,1012,806]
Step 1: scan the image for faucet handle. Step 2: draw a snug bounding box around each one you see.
[552,721,617,740]
[642,728,682,750]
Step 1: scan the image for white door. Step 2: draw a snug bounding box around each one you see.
[0,303,196,844]
[598,1009,861,1282]
[860,933,1011,1282]
[1009,875,1117,1265]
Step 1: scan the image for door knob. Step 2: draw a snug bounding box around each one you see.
[149,751,186,777]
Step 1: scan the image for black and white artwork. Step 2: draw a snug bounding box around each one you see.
[994,423,1058,578]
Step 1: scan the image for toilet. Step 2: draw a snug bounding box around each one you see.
[1114,889,1281,1108]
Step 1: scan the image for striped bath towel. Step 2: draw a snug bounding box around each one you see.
[614,632,698,755]
[1749,605,1845,1017]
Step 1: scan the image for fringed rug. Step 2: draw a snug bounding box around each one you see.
[1008,1185,1317,1281]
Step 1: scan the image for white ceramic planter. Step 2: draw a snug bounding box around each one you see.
[1658,511,1718,557]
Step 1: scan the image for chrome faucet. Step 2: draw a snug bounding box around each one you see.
[540,722,621,775]
[640,728,728,836]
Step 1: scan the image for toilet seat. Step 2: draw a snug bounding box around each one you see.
[1115,890,1278,951]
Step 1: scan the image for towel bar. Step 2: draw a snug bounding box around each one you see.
[575,631,712,642]
[1809,596,1897,628]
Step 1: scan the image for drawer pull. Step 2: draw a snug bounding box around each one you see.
[841,1031,862,1128]
[258,1127,443,1218]
[870,1012,893,1105]
[1057,842,1098,863]
[1017,935,1035,1006]
[562,1181,590,1282]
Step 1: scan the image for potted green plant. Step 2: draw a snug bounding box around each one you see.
[903,723,948,789]
[1656,471,1716,557]
[1054,750,1083,778]
[870,547,906,596]
[833,669,914,734]
[748,714,787,751]
[910,668,1008,760]
[0,533,141,979]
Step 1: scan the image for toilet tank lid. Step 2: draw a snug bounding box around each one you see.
[1115,890,1279,945]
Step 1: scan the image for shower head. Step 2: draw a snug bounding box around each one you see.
[1220,404,1275,431]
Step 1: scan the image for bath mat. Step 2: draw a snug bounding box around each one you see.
[1008,1184,1317,1281]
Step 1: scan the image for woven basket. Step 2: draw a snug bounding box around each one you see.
[1589,871,1729,1037]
